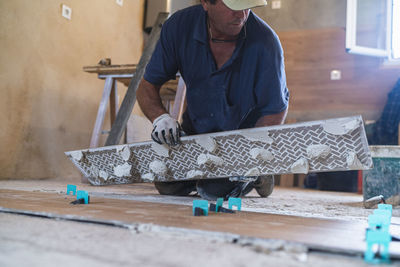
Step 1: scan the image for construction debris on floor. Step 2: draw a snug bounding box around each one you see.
[1,180,400,266]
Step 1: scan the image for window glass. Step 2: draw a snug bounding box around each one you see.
[355,0,388,50]
[392,0,400,59]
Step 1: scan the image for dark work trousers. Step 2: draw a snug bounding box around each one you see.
[154,178,255,200]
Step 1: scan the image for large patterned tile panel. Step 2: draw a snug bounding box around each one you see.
[65,116,373,185]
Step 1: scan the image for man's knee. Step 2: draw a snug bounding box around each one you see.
[154,180,196,196]
[253,175,274,197]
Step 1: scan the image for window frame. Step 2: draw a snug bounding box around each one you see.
[346,0,399,61]
[392,0,400,59]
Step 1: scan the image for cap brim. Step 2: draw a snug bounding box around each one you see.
[222,0,267,11]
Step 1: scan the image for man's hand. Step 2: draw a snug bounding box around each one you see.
[151,113,181,146]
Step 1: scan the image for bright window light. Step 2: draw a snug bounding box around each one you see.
[347,0,399,63]
[392,0,400,59]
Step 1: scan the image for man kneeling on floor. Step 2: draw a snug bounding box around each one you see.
[136,0,289,200]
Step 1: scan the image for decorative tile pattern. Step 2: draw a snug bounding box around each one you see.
[65,116,373,185]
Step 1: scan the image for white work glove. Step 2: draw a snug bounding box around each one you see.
[151,113,182,146]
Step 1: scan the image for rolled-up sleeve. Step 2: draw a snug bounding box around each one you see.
[253,41,289,118]
[144,19,179,86]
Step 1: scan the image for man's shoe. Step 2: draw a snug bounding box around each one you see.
[253,175,274,197]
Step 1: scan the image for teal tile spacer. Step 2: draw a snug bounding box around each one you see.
[368,214,390,232]
[364,228,391,264]
[373,209,392,224]
[375,208,392,216]
[378,204,393,214]
[66,184,77,195]
[228,197,241,211]
[76,190,89,204]
[216,198,224,212]
[193,200,209,216]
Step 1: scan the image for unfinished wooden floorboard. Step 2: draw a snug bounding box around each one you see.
[1,189,399,258]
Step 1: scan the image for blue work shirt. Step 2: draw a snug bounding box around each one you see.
[144,5,289,135]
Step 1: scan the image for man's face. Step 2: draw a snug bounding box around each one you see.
[201,0,250,37]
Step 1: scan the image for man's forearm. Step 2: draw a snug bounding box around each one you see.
[136,78,168,123]
[255,108,288,127]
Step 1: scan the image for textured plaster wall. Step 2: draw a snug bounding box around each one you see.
[253,0,347,31]
[0,0,144,179]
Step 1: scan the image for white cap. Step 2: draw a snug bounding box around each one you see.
[222,0,267,10]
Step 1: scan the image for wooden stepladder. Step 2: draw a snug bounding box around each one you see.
[88,71,186,148]
[89,75,120,148]
[88,12,187,148]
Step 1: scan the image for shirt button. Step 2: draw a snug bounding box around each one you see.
[210,113,214,117]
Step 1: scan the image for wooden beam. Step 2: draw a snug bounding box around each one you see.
[170,76,186,121]
[83,64,137,75]
[109,80,118,125]
[106,12,169,146]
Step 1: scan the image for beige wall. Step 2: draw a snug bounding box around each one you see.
[0,0,144,180]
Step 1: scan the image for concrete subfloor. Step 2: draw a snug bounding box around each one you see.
[0,179,399,266]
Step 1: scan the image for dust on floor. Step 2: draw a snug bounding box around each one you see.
[1,179,397,222]
[1,179,399,266]
[0,213,385,267]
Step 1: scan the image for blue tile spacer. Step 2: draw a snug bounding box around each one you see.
[378,204,392,214]
[228,197,241,211]
[373,209,392,224]
[216,198,224,212]
[193,200,209,216]
[66,184,77,195]
[368,214,390,232]
[364,228,391,264]
[76,190,89,204]
[374,208,392,217]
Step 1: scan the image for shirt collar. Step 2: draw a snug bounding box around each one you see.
[193,7,208,44]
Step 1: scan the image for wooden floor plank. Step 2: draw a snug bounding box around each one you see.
[1,189,400,257]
